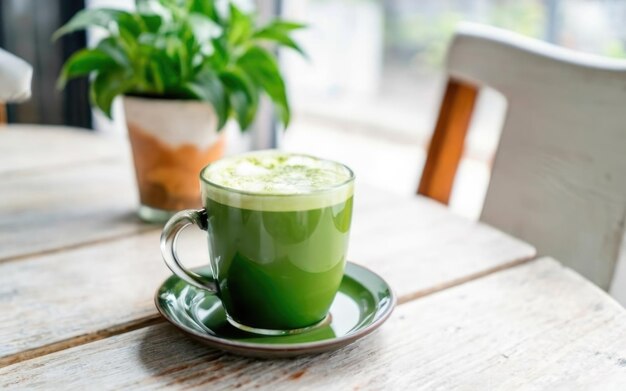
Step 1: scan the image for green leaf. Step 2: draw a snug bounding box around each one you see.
[90,69,132,118]
[255,20,307,34]
[57,48,118,89]
[53,9,131,41]
[164,34,181,56]
[114,11,142,37]
[176,37,190,80]
[135,0,152,14]
[207,37,228,68]
[97,37,129,66]
[253,19,307,56]
[237,46,290,127]
[188,12,222,43]
[253,29,307,57]
[220,69,258,130]
[154,0,186,13]
[227,4,252,47]
[182,69,229,130]
[138,32,166,49]
[150,50,180,90]
[149,62,165,93]
[140,13,163,32]
[187,0,220,22]
[136,0,172,27]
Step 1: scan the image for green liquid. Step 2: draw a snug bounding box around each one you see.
[205,196,353,330]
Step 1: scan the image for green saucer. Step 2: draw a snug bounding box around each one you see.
[155,262,396,358]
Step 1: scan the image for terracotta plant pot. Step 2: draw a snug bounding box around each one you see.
[123,95,225,222]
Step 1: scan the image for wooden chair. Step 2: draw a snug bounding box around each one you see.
[418,23,626,290]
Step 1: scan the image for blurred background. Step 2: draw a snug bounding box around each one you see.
[2,0,626,219]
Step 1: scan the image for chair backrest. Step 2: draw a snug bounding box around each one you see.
[0,48,32,103]
[419,23,626,290]
[0,47,32,125]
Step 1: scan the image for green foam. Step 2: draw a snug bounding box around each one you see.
[200,150,354,212]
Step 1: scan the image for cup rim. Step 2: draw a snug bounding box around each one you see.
[199,150,355,198]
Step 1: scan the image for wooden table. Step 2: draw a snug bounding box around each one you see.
[2,125,626,389]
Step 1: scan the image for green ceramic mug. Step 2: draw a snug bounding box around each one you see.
[160,151,355,335]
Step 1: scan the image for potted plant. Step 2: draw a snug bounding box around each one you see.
[54,0,305,222]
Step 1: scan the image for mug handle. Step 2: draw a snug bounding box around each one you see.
[160,209,218,293]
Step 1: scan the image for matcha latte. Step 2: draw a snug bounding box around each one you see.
[199,151,354,332]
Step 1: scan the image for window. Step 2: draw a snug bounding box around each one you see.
[279,0,626,218]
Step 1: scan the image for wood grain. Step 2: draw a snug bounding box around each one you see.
[0,158,153,262]
[349,193,535,304]
[0,186,534,364]
[3,258,625,390]
[0,229,205,364]
[417,78,478,204]
[0,125,125,175]
[439,23,626,289]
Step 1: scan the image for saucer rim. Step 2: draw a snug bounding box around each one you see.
[154,261,397,354]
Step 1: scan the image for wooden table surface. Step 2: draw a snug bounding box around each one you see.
[2,125,626,389]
